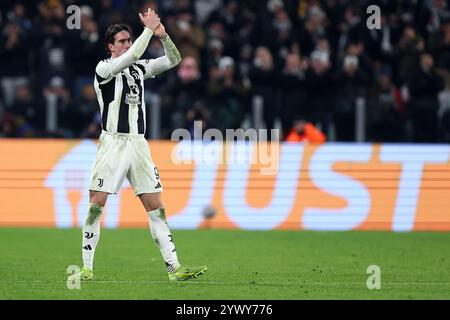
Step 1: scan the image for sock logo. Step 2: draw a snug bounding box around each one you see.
[98,178,104,187]
[154,182,161,189]
[168,235,176,252]
[83,245,92,250]
[165,262,175,273]
[84,232,94,239]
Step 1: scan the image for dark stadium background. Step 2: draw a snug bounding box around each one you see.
[1,0,449,142]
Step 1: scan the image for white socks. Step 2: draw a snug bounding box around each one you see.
[82,203,103,270]
[147,207,180,272]
[81,205,180,273]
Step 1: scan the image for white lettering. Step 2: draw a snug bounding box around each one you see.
[366,5,381,30]
[223,143,302,230]
[303,144,372,230]
[380,145,449,231]
[66,5,81,30]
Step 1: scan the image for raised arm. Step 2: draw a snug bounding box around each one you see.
[108,28,153,76]
[98,8,161,78]
[135,23,181,79]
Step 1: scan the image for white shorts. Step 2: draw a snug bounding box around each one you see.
[89,131,163,195]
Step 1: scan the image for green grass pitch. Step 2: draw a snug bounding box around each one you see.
[1,228,450,299]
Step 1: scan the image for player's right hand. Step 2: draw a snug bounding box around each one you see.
[139,8,160,32]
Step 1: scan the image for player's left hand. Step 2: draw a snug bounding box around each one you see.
[153,22,167,39]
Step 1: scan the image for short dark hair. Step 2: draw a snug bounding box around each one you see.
[104,23,132,53]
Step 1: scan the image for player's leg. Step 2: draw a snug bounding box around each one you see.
[139,192,207,281]
[68,191,108,282]
[82,191,108,273]
[130,137,206,280]
[71,133,124,281]
[139,192,180,271]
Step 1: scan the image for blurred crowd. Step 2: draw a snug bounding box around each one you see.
[1,0,450,142]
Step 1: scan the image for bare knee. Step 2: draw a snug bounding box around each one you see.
[139,193,163,212]
[145,199,163,212]
[89,191,108,207]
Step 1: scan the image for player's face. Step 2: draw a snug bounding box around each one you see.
[110,30,132,58]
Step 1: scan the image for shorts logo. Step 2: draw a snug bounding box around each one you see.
[155,182,162,189]
[98,178,104,187]
[84,232,94,239]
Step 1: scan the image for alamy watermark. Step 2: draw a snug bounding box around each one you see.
[66,4,381,31]
[366,5,381,30]
[66,5,81,30]
[66,265,81,289]
[171,121,280,175]
[366,265,381,289]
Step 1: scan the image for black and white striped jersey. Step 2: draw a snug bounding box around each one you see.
[93,28,181,135]
[94,59,155,135]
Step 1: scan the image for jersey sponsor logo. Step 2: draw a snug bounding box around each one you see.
[125,84,141,105]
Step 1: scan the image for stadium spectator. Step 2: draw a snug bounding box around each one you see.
[248,46,279,131]
[336,5,366,59]
[67,5,103,100]
[396,25,425,82]
[193,0,222,25]
[417,0,450,36]
[364,14,398,63]
[41,76,75,138]
[0,20,29,108]
[206,0,243,60]
[343,41,373,82]
[407,52,445,142]
[205,38,225,71]
[36,18,71,102]
[206,56,247,132]
[163,56,205,137]
[428,19,450,85]
[96,0,126,34]
[285,119,326,143]
[166,8,205,65]
[203,17,233,75]
[10,84,37,137]
[261,4,296,65]
[72,83,99,136]
[279,52,308,135]
[335,54,370,141]
[296,3,329,58]
[305,49,334,138]
[368,73,406,142]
